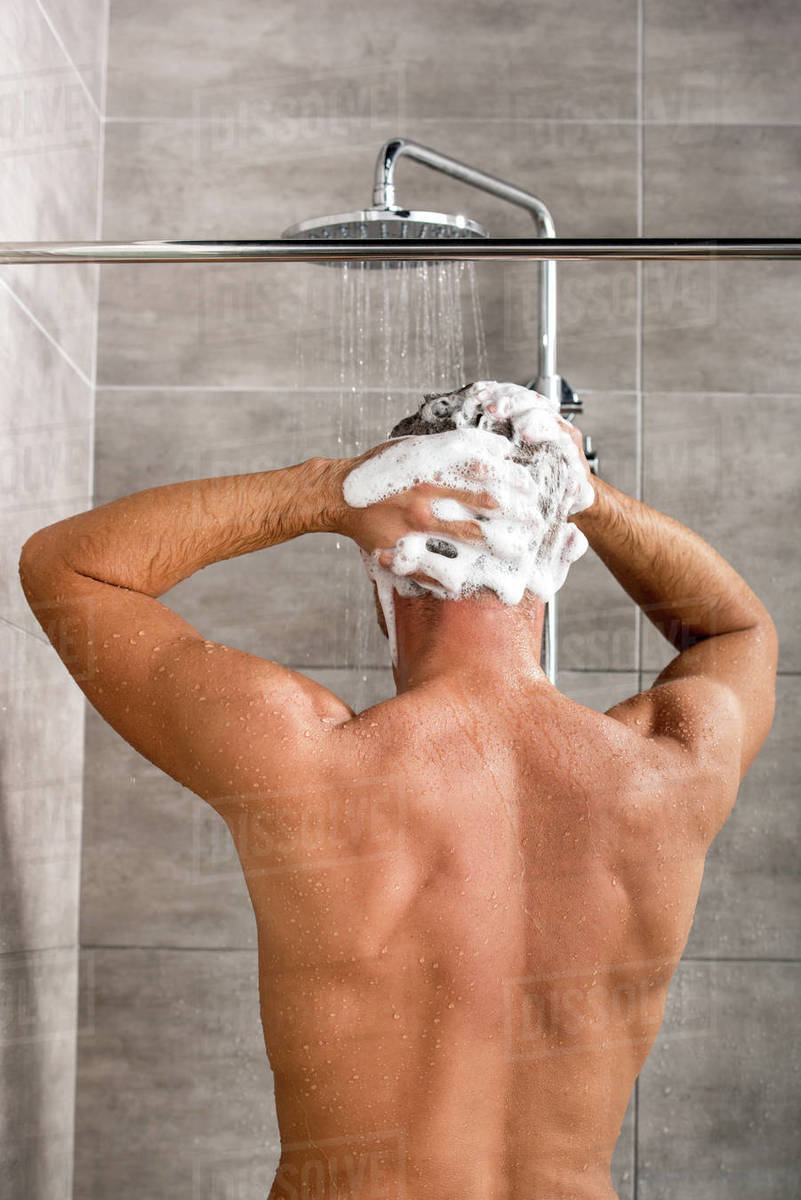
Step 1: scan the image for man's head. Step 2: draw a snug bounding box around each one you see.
[358,381,593,657]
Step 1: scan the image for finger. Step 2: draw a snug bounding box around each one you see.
[432,486,500,512]
[432,518,486,544]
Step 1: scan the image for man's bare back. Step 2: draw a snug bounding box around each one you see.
[218,672,718,1200]
[18,426,777,1200]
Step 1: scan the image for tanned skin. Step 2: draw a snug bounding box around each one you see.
[19,419,777,1199]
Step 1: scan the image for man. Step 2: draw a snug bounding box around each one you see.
[18,385,777,1200]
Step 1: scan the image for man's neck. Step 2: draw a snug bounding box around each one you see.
[390,591,548,694]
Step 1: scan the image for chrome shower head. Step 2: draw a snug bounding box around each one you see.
[280,206,488,266]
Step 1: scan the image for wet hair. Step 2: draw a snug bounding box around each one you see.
[388,381,575,568]
[390,382,510,439]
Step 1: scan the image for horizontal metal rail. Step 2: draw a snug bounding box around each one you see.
[1,238,801,264]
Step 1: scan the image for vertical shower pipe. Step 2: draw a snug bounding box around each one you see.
[373,138,560,681]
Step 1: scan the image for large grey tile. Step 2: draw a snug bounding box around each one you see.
[680,676,801,959]
[638,961,801,1199]
[0,946,77,1200]
[0,290,93,514]
[0,635,83,956]
[0,626,83,954]
[0,2,102,379]
[39,0,108,110]
[107,0,637,120]
[80,706,256,949]
[74,948,278,1200]
[97,117,638,390]
[641,393,799,672]
[555,392,639,671]
[0,776,82,956]
[0,625,85,789]
[644,0,801,124]
[643,261,801,395]
[644,125,801,236]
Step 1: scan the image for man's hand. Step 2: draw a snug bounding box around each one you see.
[555,416,593,480]
[316,445,501,568]
[555,418,597,522]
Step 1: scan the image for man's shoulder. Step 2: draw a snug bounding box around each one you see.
[600,680,741,843]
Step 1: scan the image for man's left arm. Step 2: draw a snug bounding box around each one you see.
[17,457,355,813]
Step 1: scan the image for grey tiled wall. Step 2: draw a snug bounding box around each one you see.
[1,2,107,1197]
[69,1,801,1198]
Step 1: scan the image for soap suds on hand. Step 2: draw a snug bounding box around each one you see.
[343,381,595,668]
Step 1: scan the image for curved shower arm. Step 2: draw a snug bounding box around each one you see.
[373,137,559,405]
[373,137,556,237]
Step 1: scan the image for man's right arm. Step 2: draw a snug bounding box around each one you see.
[570,473,778,794]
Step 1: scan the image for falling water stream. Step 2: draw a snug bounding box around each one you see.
[293,260,490,706]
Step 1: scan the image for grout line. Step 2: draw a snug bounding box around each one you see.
[99,0,110,120]
[89,0,110,393]
[87,3,109,520]
[0,279,94,388]
[80,944,256,952]
[101,114,801,128]
[67,930,81,1200]
[632,1077,639,1200]
[76,0,105,1114]
[0,943,80,957]
[682,956,801,964]
[633,0,645,694]
[636,0,644,238]
[33,0,103,122]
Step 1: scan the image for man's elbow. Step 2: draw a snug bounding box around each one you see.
[18,531,70,598]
